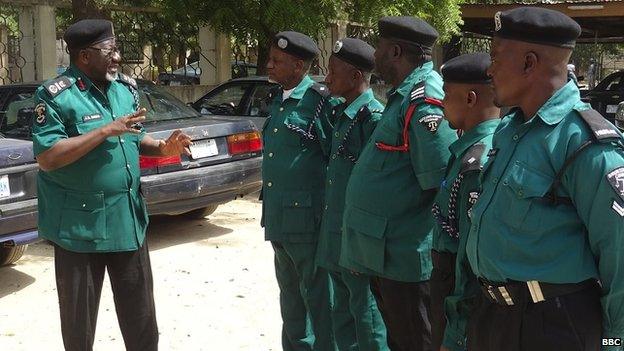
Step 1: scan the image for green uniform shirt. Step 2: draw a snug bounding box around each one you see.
[32,66,148,253]
[431,119,499,351]
[261,75,329,243]
[466,80,624,343]
[316,89,384,271]
[341,62,458,282]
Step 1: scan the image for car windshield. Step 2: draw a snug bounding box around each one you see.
[139,83,201,121]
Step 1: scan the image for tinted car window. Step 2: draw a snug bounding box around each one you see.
[139,84,201,121]
[596,72,624,92]
[248,84,276,117]
[1,92,35,139]
[197,83,252,115]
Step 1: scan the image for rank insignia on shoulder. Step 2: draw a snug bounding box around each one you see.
[35,103,46,125]
[607,167,624,202]
[44,76,72,97]
[419,114,442,133]
[612,200,624,217]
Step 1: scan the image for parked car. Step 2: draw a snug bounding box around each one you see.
[581,70,624,123]
[158,60,258,86]
[0,79,263,265]
[191,76,325,130]
[614,101,624,131]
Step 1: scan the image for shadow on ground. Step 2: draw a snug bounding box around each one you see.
[0,266,36,298]
[147,215,233,251]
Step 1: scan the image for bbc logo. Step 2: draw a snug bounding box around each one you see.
[602,338,623,346]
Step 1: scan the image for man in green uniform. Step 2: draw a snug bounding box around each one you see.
[428,53,500,351]
[261,31,335,351]
[465,7,624,351]
[315,38,389,351]
[32,20,192,351]
[341,16,457,350]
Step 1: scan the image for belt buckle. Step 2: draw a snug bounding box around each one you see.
[527,280,546,303]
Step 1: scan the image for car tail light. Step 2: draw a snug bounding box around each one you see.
[139,155,182,169]
[227,131,263,155]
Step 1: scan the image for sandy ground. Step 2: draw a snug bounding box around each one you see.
[0,195,283,351]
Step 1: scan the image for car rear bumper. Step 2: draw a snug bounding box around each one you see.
[0,198,39,245]
[141,156,262,215]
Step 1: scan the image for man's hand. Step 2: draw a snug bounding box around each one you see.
[158,130,192,156]
[103,108,147,136]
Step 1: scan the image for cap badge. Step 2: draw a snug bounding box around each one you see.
[494,11,502,32]
[333,40,343,54]
[277,38,288,49]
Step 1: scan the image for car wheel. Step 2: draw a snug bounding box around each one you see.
[0,244,28,266]
[182,205,219,219]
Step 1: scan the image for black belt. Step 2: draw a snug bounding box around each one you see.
[479,278,598,306]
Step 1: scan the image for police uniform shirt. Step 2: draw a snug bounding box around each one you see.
[261,75,330,243]
[465,79,624,341]
[316,89,384,271]
[341,62,458,282]
[32,65,148,253]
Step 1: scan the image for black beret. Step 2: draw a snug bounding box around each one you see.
[274,31,319,60]
[378,16,439,49]
[64,19,115,50]
[441,53,491,84]
[331,38,375,72]
[493,7,581,49]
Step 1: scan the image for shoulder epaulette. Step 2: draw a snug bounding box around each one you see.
[460,143,487,174]
[576,108,621,141]
[44,76,73,97]
[117,73,137,89]
[409,81,443,108]
[309,82,331,98]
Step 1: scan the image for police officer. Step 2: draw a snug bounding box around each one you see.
[262,31,335,350]
[341,17,458,350]
[465,7,624,351]
[316,38,389,351]
[429,53,500,351]
[32,19,192,351]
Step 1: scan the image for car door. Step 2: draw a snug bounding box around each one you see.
[193,82,254,116]
[590,72,624,121]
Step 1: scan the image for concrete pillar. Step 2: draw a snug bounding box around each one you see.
[0,25,8,85]
[198,26,231,85]
[18,6,36,82]
[318,21,348,74]
[33,5,57,80]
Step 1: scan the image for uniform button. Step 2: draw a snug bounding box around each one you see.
[335,132,340,138]
[324,204,328,210]
[503,180,509,185]
[273,128,278,133]
[513,135,519,141]
[129,187,133,191]
[267,182,273,187]
[493,178,498,184]
[268,152,274,157]
[332,154,337,160]
[126,163,130,168]
[518,190,524,196]
[279,107,284,112]
[328,179,333,185]
[82,203,86,208]
[294,202,299,207]
[120,139,125,143]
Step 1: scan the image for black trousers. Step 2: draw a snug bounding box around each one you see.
[370,276,431,351]
[54,243,159,351]
[430,251,456,351]
[467,283,602,351]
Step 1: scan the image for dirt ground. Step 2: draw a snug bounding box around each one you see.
[0,195,283,351]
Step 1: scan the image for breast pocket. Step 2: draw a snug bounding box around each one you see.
[281,191,317,234]
[498,162,553,229]
[58,191,107,242]
[74,118,108,135]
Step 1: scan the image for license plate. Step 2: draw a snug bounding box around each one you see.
[0,175,10,198]
[607,104,619,114]
[189,139,218,159]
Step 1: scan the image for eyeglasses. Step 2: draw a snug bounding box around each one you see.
[87,46,120,58]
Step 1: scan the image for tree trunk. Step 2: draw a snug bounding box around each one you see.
[72,0,106,21]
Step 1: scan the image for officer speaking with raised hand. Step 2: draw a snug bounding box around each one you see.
[341,16,457,350]
[315,38,389,351]
[261,31,336,351]
[32,19,192,351]
[430,53,500,351]
[465,7,624,351]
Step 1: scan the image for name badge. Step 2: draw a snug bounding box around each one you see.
[83,114,102,122]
